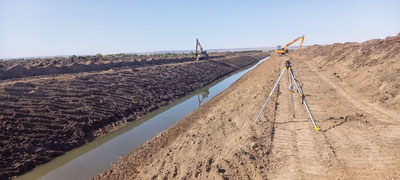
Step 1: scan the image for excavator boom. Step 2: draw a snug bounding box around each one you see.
[196,39,203,52]
[276,34,305,55]
[195,38,208,60]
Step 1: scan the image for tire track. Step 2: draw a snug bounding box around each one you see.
[266,57,400,179]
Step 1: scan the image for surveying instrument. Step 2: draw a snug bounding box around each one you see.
[255,60,319,131]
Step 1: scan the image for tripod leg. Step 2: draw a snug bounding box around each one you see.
[255,67,287,122]
[287,69,296,118]
[288,68,320,131]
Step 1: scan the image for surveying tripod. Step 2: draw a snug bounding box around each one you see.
[255,60,319,131]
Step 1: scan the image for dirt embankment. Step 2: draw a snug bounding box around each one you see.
[0,53,268,179]
[0,55,225,81]
[0,51,267,81]
[294,33,400,110]
[96,34,400,179]
[95,54,282,180]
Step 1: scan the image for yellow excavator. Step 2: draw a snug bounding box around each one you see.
[195,38,208,60]
[276,34,305,55]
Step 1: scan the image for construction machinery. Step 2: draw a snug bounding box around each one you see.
[195,38,208,60]
[276,35,305,55]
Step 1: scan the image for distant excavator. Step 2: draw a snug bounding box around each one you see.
[195,38,208,60]
[276,34,305,55]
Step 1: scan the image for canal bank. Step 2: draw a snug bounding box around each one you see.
[17,57,269,180]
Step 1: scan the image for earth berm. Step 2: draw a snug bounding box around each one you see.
[96,34,400,179]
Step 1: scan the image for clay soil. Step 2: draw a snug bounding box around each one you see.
[0,53,226,80]
[0,53,267,179]
[96,34,400,179]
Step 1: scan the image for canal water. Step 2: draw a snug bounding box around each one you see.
[17,57,269,180]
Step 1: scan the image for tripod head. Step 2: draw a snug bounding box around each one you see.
[285,60,292,68]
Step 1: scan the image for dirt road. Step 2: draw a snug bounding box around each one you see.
[96,51,400,179]
[267,55,400,179]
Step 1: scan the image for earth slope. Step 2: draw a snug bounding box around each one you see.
[96,34,400,179]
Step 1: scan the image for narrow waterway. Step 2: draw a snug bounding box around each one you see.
[17,57,269,180]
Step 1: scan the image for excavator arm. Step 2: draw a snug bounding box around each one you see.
[195,38,208,60]
[196,38,203,55]
[283,34,305,51]
[277,34,305,55]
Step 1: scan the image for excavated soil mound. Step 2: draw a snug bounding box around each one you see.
[95,35,400,179]
[95,55,282,180]
[0,53,267,179]
[0,56,225,80]
[294,33,400,110]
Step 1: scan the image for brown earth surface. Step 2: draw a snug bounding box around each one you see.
[0,53,223,80]
[0,52,266,81]
[96,34,400,179]
[0,53,268,179]
[296,33,400,110]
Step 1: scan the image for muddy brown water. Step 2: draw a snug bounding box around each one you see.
[16,57,269,180]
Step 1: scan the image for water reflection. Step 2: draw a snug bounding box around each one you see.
[16,57,268,180]
[197,89,210,106]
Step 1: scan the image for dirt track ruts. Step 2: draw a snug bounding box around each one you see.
[266,55,400,179]
[96,52,400,179]
[95,54,283,180]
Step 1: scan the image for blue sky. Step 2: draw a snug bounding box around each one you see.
[0,0,399,59]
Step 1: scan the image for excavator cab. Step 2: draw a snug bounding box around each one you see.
[276,45,285,54]
[200,51,208,58]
